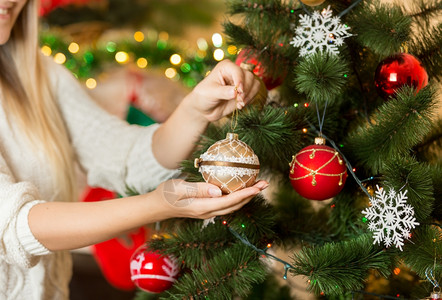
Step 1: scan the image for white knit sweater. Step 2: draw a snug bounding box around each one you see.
[0,58,179,299]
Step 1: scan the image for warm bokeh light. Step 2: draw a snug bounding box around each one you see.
[170,54,182,65]
[85,78,97,89]
[68,42,80,54]
[213,49,225,61]
[197,38,208,51]
[54,52,66,64]
[227,45,238,55]
[134,31,145,42]
[158,31,169,41]
[115,51,129,64]
[165,67,177,79]
[212,33,223,47]
[136,57,148,68]
[41,45,52,56]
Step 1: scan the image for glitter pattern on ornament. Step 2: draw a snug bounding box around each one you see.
[195,133,260,194]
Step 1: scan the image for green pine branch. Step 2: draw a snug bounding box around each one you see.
[290,234,394,296]
[346,86,437,174]
[401,225,442,280]
[382,156,435,222]
[162,244,267,300]
[348,0,412,56]
[234,106,308,175]
[294,52,350,104]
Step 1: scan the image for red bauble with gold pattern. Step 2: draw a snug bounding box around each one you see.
[374,53,428,100]
[235,48,286,90]
[289,137,347,200]
[130,244,179,294]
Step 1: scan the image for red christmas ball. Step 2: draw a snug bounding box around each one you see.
[374,53,428,99]
[130,244,179,293]
[235,48,286,90]
[289,138,347,200]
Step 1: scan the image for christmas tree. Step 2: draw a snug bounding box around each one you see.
[131,0,442,299]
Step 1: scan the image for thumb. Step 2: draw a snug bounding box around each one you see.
[211,84,237,101]
[164,180,222,199]
[193,182,223,198]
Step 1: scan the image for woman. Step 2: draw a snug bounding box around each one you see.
[0,0,268,298]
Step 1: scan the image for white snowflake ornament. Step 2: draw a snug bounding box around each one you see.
[290,6,352,57]
[362,185,419,251]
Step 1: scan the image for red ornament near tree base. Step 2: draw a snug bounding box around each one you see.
[130,244,179,294]
[235,48,286,90]
[374,53,428,100]
[289,137,347,200]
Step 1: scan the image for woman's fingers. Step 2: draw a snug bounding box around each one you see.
[190,180,269,219]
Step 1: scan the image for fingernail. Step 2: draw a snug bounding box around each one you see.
[209,187,222,197]
[230,87,237,98]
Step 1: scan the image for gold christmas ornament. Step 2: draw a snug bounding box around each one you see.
[299,0,325,6]
[240,63,268,110]
[195,133,260,194]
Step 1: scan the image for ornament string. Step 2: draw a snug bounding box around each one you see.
[227,226,295,279]
[306,120,371,198]
[315,98,328,135]
[338,0,364,18]
[230,87,239,132]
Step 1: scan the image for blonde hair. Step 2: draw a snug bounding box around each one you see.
[0,0,77,202]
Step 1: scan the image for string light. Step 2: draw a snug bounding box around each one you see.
[227,45,238,55]
[85,78,97,89]
[68,42,79,54]
[170,54,182,65]
[304,102,309,107]
[302,128,308,133]
[211,33,223,47]
[115,51,129,64]
[53,52,66,64]
[165,67,177,79]
[197,38,208,51]
[393,268,401,275]
[106,42,117,53]
[137,57,148,68]
[213,49,225,61]
[41,45,52,56]
[134,31,145,42]
[180,63,191,73]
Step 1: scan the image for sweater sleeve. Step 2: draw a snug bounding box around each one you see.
[0,152,50,269]
[49,61,180,195]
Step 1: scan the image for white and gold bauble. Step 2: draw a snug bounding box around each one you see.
[195,133,260,194]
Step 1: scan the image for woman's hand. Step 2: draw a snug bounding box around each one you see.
[152,59,262,169]
[185,59,262,122]
[153,179,269,219]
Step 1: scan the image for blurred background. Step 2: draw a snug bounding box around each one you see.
[39,1,232,299]
[39,1,442,299]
